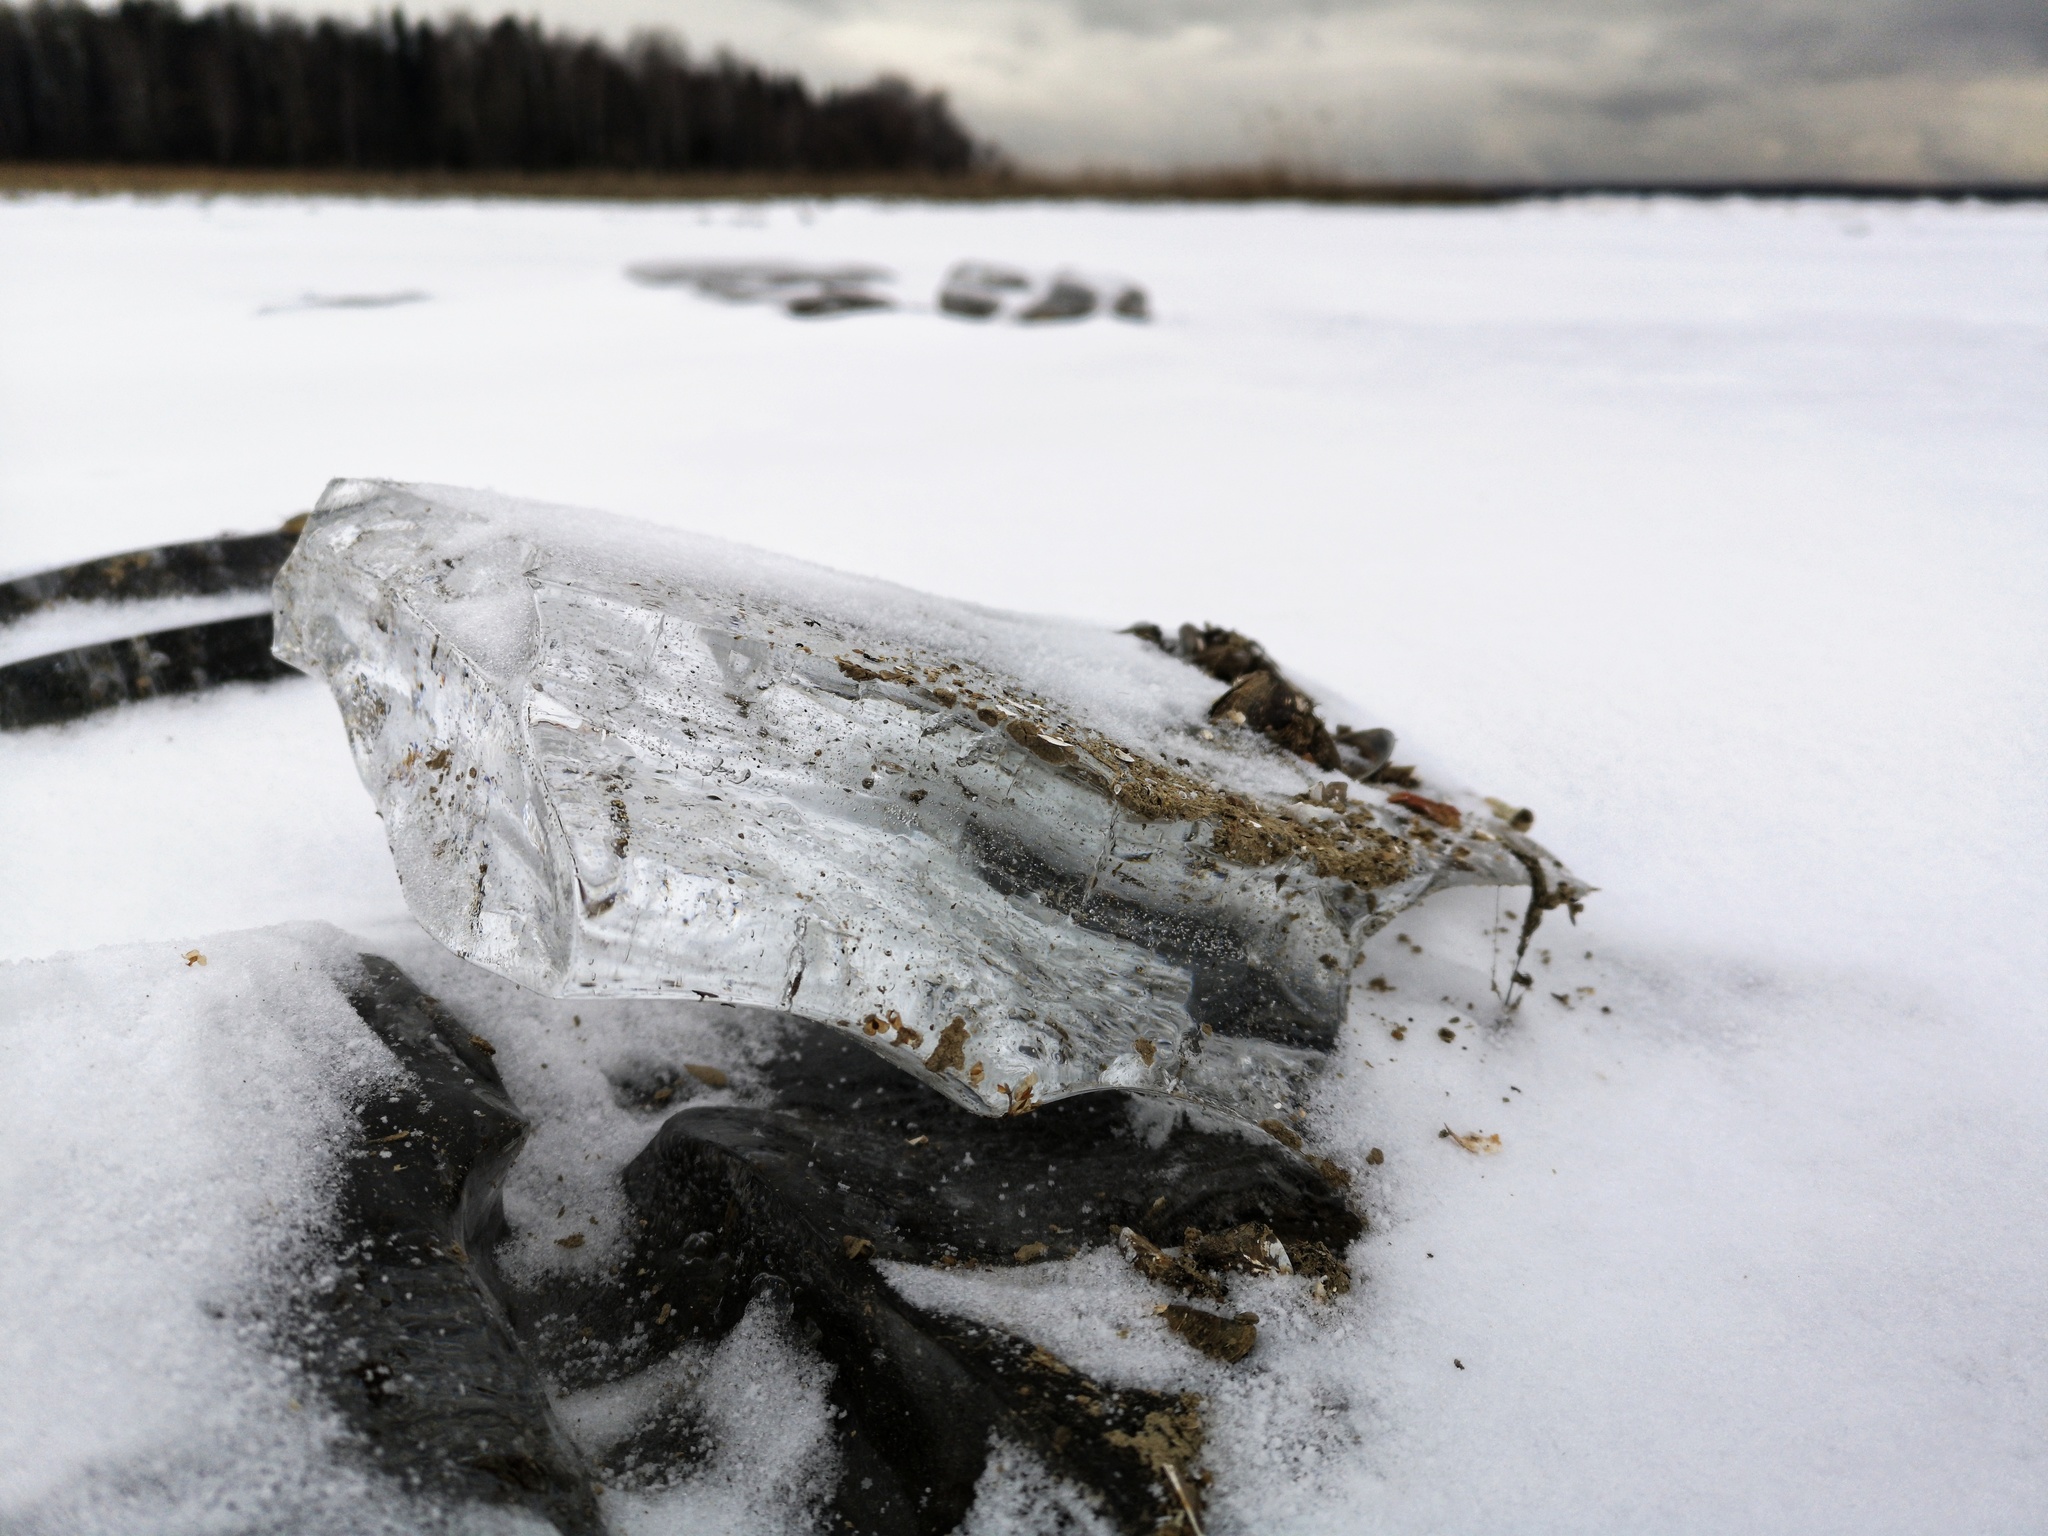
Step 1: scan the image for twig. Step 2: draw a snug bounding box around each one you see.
[1164,1464,1206,1536]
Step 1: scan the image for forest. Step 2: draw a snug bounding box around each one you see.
[0,1,982,173]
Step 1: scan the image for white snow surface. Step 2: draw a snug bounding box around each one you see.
[1,193,2044,1532]
[556,1297,843,1536]
[0,925,511,1535]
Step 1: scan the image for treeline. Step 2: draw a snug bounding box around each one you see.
[0,1,982,173]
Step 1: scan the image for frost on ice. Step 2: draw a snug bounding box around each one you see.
[274,480,1587,1125]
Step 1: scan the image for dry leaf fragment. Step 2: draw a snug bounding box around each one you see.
[841,1234,874,1260]
[682,1062,727,1087]
[181,950,206,967]
[1013,1241,1049,1262]
[1440,1126,1502,1154]
[555,1232,585,1249]
[1389,791,1463,828]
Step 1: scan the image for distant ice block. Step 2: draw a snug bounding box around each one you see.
[937,262,1149,322]
[627,261,894,317]
[274,481,1585,1125]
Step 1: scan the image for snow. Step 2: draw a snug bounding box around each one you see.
[1,192,2044,1531]
[0,925,466,1535]
[557,1299,842,1536]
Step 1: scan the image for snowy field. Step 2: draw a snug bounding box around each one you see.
[2,192,2045,1533]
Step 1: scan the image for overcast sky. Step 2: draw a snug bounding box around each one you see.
[296,0,2048,181]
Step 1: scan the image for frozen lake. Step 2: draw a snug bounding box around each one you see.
[2,192,2044,1533]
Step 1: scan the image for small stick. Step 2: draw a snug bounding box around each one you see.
[1163,1464,1206,1536]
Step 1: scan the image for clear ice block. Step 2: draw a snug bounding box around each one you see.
[274,481,1587,1125]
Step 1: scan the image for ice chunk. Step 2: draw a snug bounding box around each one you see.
[938,261,1149,322]
[274,480,1586,1124]
[627,260,894,316]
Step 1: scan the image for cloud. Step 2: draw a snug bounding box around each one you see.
[271,0,2048,180]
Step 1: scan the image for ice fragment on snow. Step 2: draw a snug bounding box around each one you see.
[274,480,1585,1124]
[939,261,1148,322]
[627,260,893,316]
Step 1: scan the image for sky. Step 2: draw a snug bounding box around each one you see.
[264,0,2048,184]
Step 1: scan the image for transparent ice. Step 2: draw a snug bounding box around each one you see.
[274,481,1586,1125]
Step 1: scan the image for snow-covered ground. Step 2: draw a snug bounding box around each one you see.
[1,193,2044,1533]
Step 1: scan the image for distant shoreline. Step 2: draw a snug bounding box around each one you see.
[4,163,2043,204]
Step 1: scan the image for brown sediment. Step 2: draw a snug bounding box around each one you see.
[837,641,1419,888]
[926,1017,969,1075]
[835,655,915,685]
[1308,1155,1353,1189]
[1080,741,1416,888]
[1026,1347,1073,1377]
[1257,1119,1304,1151]
[1118,1227,1228,1301]
[1131,621,1350,770]
[1287,1239,1354,1299]
[1184,1223,1288,1276]
[1104,1398,1206,1475]
[1208,801,1413,886]
[1208,669,1340,771]
[1160,1304,1258,1363]
[1005,716,1076,765]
